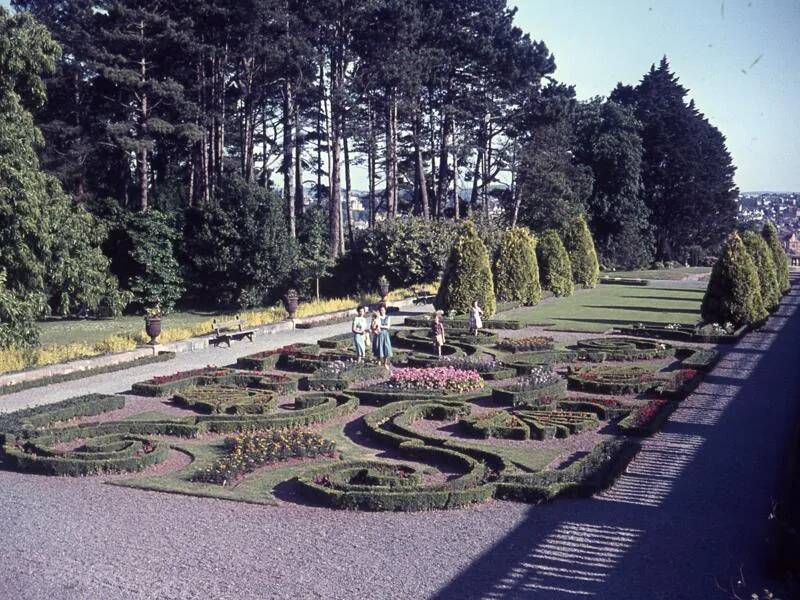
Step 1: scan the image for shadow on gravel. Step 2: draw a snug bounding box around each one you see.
[433,282,800,600]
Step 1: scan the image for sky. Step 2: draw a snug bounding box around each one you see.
[512,0,800,192]
[2,0,798,192]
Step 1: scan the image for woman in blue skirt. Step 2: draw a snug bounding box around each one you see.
[371,305,393,367]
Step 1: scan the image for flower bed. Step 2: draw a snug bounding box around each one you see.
[193,429,335,485]
[404,355,515,381]
[618,398,673,436]
[496,336,555,353]
[283,350,359,373]
[386,367,484,394]
[567,365,664,395]
[491,367,568,407]
[574,337,672,361]
[557,398,631,420]
[172,385,277,415]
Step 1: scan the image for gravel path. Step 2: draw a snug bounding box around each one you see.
[2,287,799,599]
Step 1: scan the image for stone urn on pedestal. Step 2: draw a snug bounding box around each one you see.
[144,305,163,345]
[283,289,299,321]
[378,276,390,305]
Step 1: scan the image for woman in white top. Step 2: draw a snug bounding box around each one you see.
[352,306,368,362]
[469,300,484,335]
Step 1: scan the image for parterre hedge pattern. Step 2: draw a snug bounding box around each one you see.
[0,317,722,512]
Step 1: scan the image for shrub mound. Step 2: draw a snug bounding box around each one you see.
[536,230,574,297]
[494,227,542,305]
[763,221,790,294]
[562,214,600,288]
[742,230,781,312]
[435,221,496,317]
[497,336,555,353]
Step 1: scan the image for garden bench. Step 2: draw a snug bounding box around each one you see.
[209,318,255,347]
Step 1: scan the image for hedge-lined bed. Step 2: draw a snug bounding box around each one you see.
[573,337,672,361]
[403,314,524,330]
[172,385,278,415]
[491,374,568,407]
[615,323,748,344]
[404,354,516,381]
[302,363,388,392]
[131,368,298,396]
[567,364,664,395]
[0,351,176,397]
[234,344,320,370]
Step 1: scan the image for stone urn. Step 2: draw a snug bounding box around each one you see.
[144,317,162,345]
[378,276,390,303]
[283,289,299,320]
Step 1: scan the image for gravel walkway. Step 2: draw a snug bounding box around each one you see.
[1,287,799,599]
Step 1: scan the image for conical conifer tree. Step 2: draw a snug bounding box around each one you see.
[742,230,780,312]
[562,214,600,288]
[436,221,496,316]
[702,232,768,327]
[536,230,574,297]
[762,221,790,294]
[494,227,541,305]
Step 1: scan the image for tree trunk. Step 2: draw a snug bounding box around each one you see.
[413,111,429,218]
[295,125,304,220]
[328,56,342,258]
[436,111,451,218]
[344,136,355,247]
[385,95,398,217]
[368,102,376,227]
[283,79,296,237]
[452,140,459,220]
[241,57,255,181]
[138,23,148,212]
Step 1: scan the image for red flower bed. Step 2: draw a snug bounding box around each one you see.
[631,398,669,428]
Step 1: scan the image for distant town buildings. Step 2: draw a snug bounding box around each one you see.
[738,192,800,265]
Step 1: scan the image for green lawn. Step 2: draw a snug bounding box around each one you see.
[502,283,706,333]
[602,266,711,280]
[37,311,225,346]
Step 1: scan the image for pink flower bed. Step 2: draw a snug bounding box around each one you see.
[389,367,483,394]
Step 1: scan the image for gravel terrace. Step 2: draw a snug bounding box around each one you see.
[2,285,800,599]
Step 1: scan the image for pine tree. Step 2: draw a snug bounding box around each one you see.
[741,230,780,312]
[436,221,496,317]
[762,221,790,294]
[536,230,574,297]
[701,232,767,327]
[562,214,600,288]
[494,227,541,305]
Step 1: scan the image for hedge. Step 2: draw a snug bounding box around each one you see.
[302,364,387,392]
[574,337,672,361]
[556,399,631,420]
[132,369,298,397]
[0,393,125,435]
[459,411,530,440]
[567,365,663,395]
[295,314,353,329]
[617,399,676,436]
[515,409,599,439]
[235,344,320,371]
[495,439,639,503]
[172,385,278,415]
[504,350,607,371]
[350,387,485,406]
[536,230,574,297]
[615,323,747,344]
[562,214,600,288]
[491,377,568,407]
[494,227,542,305]
[403,314,524,331]
[598,277,649,286]
[0,351,176,397]
[1,432,169,476]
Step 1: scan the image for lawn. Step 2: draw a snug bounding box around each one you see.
[602,266,711,280]
[502,283,707,333]
[37,312,223,347]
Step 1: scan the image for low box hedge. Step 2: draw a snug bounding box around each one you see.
[0,393,125,435]
[403,315,524,330]
[172,385,278,415]
[573,337,672,361]
[567,365,664,395]
[617,398,676,436]
[616,323,748,344]
[515,409,599,439]
[599,277,649,286]
[295,314,353,329]
[459,411,529,440]
[491,378,568,407]
[495,438,640,503]
[235,343,320,371]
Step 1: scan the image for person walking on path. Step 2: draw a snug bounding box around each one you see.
[431,311,446,357]
[351,306,368,362]
[371,305,393,367]
[469,300,484,336]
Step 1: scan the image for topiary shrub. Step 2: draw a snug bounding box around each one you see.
[436,221,496,317]
[762,221,790,294]
[742,230,781,312]
[494,227,542,305]
[562,214,600,288]
[536,230,574,297]
[701,232,768,327]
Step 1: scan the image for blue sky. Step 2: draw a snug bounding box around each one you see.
[513,0,800,192]
[3,0,798,191]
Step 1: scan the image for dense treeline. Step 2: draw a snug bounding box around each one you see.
[2,2,739,323]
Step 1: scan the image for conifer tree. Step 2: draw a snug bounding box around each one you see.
[741,230,780,312]
[762,221,790,294]
[562,214,600,288]
[494,227,541,305]
[436,221,496,317]
[701,232,767,327]
[536,230,574,297]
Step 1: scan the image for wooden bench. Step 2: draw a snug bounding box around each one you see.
[209,317,256,347]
